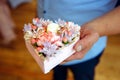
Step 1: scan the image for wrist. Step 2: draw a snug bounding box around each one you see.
[82,21,104,37]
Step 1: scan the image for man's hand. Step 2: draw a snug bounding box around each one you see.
[63,26,99,63]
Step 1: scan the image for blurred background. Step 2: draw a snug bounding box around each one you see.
[0,0,120,80]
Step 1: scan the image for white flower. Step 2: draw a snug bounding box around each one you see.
[47,23,60,33]
[24,31,33,40]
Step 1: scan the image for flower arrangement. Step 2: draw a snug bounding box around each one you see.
[23,18,81,60]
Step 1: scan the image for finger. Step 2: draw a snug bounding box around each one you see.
[60,61,67,65]
[64,51,84,61]
[65,45,91,61]
[73,35,88,52]
[74,29,99,52]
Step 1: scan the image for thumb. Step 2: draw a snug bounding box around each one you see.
[73,36,88,52]
[73,28,99,52]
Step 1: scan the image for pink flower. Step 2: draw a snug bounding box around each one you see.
[24,18,81,58]
[31,38,36,44]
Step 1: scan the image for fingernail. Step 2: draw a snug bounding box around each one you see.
[76,45,82,52]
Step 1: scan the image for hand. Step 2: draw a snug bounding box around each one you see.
[63,26,99,63]
[0,0,7,3]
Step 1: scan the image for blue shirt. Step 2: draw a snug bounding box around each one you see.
[37,0,118,65]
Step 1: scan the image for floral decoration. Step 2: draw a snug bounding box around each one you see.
[23,18,80,59]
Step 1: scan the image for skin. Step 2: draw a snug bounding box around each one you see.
[64,6,120,62]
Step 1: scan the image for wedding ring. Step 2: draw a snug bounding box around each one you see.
[76,45,82,52]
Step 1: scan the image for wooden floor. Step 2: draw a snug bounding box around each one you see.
[0,1,120,80]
